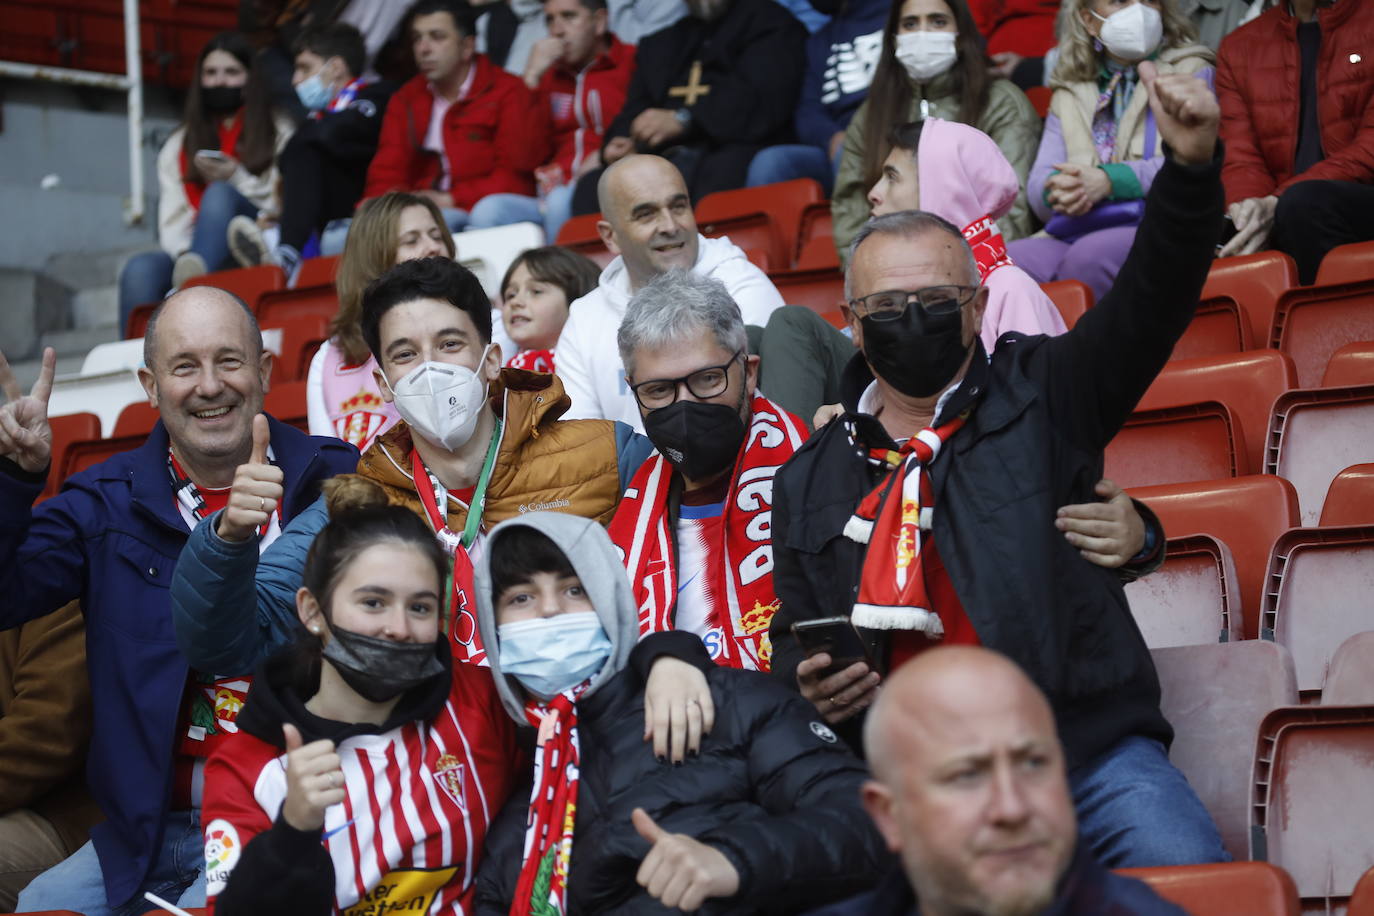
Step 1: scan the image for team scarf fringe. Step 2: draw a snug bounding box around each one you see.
[608,395,806,671]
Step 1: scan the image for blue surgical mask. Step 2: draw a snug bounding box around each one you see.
[295,71,334,111]
[497,611,613,701]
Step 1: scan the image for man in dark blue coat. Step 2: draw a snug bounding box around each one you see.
[0,287,357,914]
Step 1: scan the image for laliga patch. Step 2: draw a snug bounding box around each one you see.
[204,818,241,897]
[810,721,838,744]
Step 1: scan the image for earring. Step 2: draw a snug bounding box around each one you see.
[310,625,321,635]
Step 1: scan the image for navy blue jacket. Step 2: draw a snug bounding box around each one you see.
[794,0,888,149]
[0,416,356,907]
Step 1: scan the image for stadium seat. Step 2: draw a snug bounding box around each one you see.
[265,380,310,433]
[1266,385,1374,525]
[46,370,149,439]
[1025,85,1052,118]
[1130,475,1300,640]
[1270,276,1374,388]
[266,314,331,383]
[795,201,834,265]
[1322,341,1374,388]
[125,301,157,339]
[1039,279,1092,330]
[1323,632,1374,705]
[81,338,148,376]
[553,213,613,268]
[1136,350,1295,475]
[1171,298,1250,362]
[1151,641,1298,861]
[1106,402,1244,488]
[744,248,772,272]
[1321,463,1374,526]
[1250,705,1374,912]
[113,401,159,438]
[794,234,841,270]
[295,255,340,288]
[42,412,101,503]
[1261,525,1374,695]
[1202,251,1298,350]
[1124,533,1242,648]
[768,268,845,317]
[61,432,152,481]
[1117,862,1300,915]
[256,285,339,327]
[1351,864,1374,915]
[696,179,823,271]
[457,223,544,300]
[183,265,285,312]
[1315,240,1374,285]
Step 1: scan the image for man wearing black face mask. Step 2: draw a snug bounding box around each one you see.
[770,65,1232,869]
[608,271,809,672]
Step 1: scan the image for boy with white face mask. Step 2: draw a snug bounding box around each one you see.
[472,512,891,915]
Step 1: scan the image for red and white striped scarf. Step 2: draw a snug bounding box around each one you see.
[511,687,586,916]
[963,214,1014,281]
[608,395,807,671]
[843,413,967,633]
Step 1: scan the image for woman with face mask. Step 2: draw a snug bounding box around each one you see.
[1006,0,1214,301]
[118,32,294,333]
[831,0,1042,262]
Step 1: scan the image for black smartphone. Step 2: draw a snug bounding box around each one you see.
[792,616,872,677]
[1216,215,1239,254]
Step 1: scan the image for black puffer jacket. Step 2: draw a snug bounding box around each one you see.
[474,634,889,915]
[769,150,1226,769]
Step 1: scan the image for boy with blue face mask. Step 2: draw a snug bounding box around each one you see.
[472,512,891,916]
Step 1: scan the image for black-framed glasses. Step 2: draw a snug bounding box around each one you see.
[848,285,978,322]
[630,349,744,410]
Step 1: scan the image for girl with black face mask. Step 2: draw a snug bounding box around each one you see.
[201,476,521,915]
[118,31,292,333]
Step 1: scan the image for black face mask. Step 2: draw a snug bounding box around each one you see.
[861,305,970,399]
[201,85,244,114]
[643,400,747,482]
[321,626,446,703]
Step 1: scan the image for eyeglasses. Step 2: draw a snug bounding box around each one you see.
[630,350,743,410]
[848,285,978,321]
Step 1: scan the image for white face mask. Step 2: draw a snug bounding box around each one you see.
[1092,3,1164,62]
[895,31,959,83]
[383,351,491,451]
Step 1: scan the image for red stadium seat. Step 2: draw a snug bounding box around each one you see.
[295,255,340,289]
[1117,862,1300,915]
[1323,632,1374,705]
[61,433,152,481]
[1025,85,1052,118]
[768,268,845,317]
[266,314,331,383]
[1136,350,1296,474]
[125,301,158,340]
[1106,402,1244,488]
[1124,533,1242,648]
[1352,864,1374,916]
[1266,385,1374,526]
[1321,463,1374,526]
[1131,475,1300,640]
[1315,240,1374,285]
[265,380,310,433]
[554,213,613,268]
[696,179,824,271]
[1150,641,1298,862]
[1322,341,1374,387]
[1270,279,1374,388]
[1261,525,1374,695]
[113,401,159,438]
[42,412,102,503]
[1039,279,1092,330]
[796,202,834,264]
[794,234,841,270]
[183,265,285,313]
[1201,251,1298,351]
[1171,297,1250,361]
[1250,705,1374,912]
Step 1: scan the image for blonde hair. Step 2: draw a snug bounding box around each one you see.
[1050,0,1199,85]
[332,192,457,366]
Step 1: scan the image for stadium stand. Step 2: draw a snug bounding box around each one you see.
[1040,279,1092,330]
[1266,385,1374,525]
[1117,862,1300,916]
[1321,464,1374,526]
[1323,632,1374,706]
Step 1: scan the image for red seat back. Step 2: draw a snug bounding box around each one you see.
[796,201,834,264]
[1131,475,1300,640]
[1315,240,1374,285]
[265,380,310,433]
[1266,385,1374,526]
[1025,85,1052,118]
[1039,279,1092,330]
[794,234,840,270]
[1117,862,1300,915]
[1271,281,1374,388]
[1124,533,1242,647]
[1324,632,1374,705]
[554,213,614,267]
[256,285,339,327]
[1202,251,1298,350]
[1352,865,1374,916]
[61,433,153,482]
[1106,402,1244,488]
[183,264,285,312]
[1171,297,1250,361]
[266,314,332,383]
[42,412,102,502]
[1321,463,1374,526]
[696,179,823,270]
[769,268,845,317]
[1322,341,1374,388]
[125,301,158,339]
[295,255,339,288]
[113,401,160,438]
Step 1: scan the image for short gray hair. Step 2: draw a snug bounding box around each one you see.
[846,211,980,301]
[143,286,262,368]
[617,270,748,377]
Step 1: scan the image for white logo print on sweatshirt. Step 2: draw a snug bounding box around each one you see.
[821,29,883,105]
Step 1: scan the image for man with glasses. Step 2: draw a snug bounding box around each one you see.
[768,65,1230,868]
[608,270,807,671]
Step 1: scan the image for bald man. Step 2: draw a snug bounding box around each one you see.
[0,288,356,914]
[555,154,785,431]
[811,647,1189,916]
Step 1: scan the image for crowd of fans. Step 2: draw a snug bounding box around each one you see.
[1,0,1371,913]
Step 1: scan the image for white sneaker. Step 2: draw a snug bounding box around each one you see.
[172,251,207,288]
[228,214,270,267]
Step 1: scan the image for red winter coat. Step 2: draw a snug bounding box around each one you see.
[363,54,549,209]
[1216,0,1374,205]
[536,37,636,180]
[968,0,1059,57]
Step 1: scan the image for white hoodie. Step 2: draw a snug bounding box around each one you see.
[555,234,786,431]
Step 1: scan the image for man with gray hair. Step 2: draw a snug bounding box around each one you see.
[607,269,806,671]
[768,64,1230,867]
[0,286,357,913]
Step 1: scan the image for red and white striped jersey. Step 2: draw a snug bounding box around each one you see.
[203,662,518,914]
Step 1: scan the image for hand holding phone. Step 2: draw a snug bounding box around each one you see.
[195,149,230,163]
[793,617,880,725]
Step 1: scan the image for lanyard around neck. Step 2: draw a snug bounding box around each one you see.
[413,418,504,552]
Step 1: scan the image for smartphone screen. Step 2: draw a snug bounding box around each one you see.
[793,617,871,677]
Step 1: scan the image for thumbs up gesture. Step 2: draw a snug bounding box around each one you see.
[632,807,740,912]
[281,723,344,832]
[217,414,284,542]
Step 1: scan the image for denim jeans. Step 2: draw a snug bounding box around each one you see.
[16,809,205,915]
[746,144,841,196]
[118,250,174,332]
[1069,735,1228,868]
[467,183,574,242]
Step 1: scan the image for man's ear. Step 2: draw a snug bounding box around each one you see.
[597,219,621,256]
[482,341,503,381]
[137,366,159,408]
[258,351,274,395]
[841,302,864,350]
[860,780,903,855]
[965,286,988,347]
[743,353,760,398]
[593,6,609,37]
[374,365,395,404]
